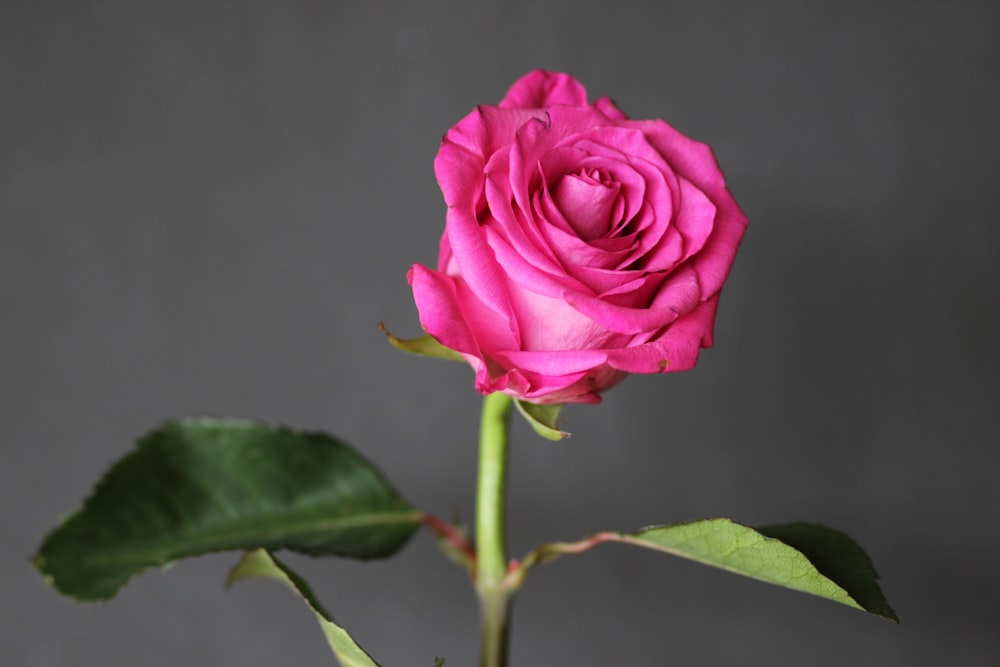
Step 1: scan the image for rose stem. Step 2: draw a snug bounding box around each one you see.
[475,391,514,667]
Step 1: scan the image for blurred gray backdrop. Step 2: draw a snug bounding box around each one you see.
[4,2,998,665]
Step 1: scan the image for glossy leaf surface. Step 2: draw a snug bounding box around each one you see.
[35,417,421,601]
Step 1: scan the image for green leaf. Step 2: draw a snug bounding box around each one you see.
[518,518,895,621]
[758,522,897,621]
[623,519,896,620]
[228,549,380,667]
[380,324,465,362]
[35,417,422,601]
[514,401,569,440]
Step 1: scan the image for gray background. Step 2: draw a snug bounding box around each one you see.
[4,2,998,665]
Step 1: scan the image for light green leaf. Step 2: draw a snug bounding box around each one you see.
[35,417,422,601]
[380,324,465,362]
[515,401,568,440]
[519,518,895,620]
[624,519,896,620]
[228,549,380,667]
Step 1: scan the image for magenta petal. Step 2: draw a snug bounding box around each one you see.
[606,297,720,373]
[441,204,517,326]
[410,265,527,396]
[506,368,599,404]
[499,70,589,108]
[536,212,633,273]
[687,193,749,297]
[552,172,622,240]
[495,348,610,376]
[408,265,492,385]
[629,119,727,192]
[408,265,480,356]
[484,225,583,298]
[639,176,717,272]
[438,106,541,169]
[593,96,629,121]
[563,266,702,334]
[435,133,522,332]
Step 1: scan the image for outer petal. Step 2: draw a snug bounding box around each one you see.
[686,191,748,297]
[628,119,728,192]
[439,105,541,170]
[505,367,613,405]
[631,118,749,295]
[408,264,492,387]
[562,265,703,335]
[605,296,720,373]
[410,265,479,354]
[594,96,629,121]
[495,348,610,376]
[499,70,589,108]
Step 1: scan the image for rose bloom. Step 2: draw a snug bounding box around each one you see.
[409,70,748,404]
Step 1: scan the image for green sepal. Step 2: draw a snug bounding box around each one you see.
[515,401,568,440]
[35,417,421,601]
[380,324,465,362]
[228,549,381,666]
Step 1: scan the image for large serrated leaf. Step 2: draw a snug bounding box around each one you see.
[228,549,381,667]
[623,518,896,620]
[35,417,421,601]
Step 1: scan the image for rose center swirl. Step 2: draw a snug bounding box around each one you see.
[551,168,624,241]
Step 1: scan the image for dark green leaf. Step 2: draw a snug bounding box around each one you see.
[758,522,897,621]
[35,417,421,601]
[228,549,381,666]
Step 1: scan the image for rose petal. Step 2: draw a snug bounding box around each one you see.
[636,176,717,272]
[628,118,727,193]
[439,105,542,170]
[508,369,599,404]
[552,171,622,240]
[495,348,610,376]
[484,147,568,274]
[535,197,633,272]
[408,265,493,388]
[686,192,749,297]
[482,221,587,299]
[500,70,590,108]
[563,265,702,334]
[606,296,720,373]
[503,277,627,351]
[594,96,629,121]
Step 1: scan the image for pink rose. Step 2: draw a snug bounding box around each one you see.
[408,70,748,404]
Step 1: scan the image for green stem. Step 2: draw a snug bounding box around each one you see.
[475,392,514,667]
